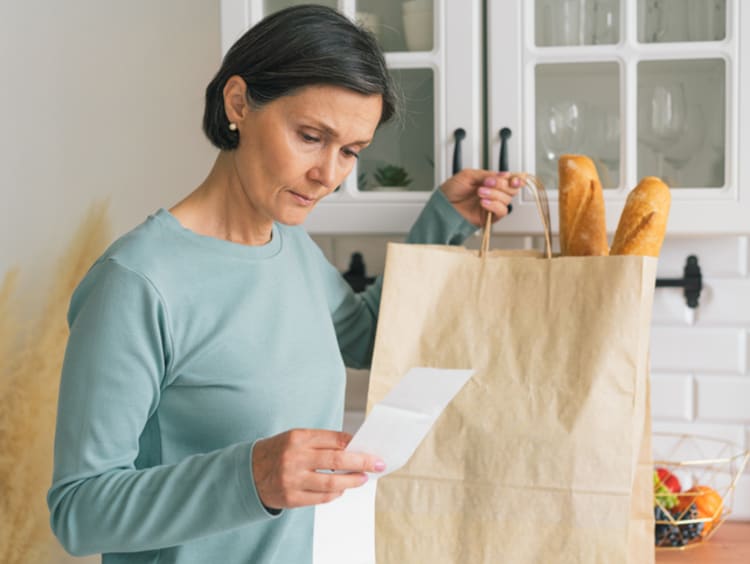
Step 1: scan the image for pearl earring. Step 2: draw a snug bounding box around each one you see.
[229,122,238,131]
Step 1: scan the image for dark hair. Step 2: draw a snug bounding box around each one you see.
[203,4,397,150]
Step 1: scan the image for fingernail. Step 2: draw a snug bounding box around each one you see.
[482,177,497,187]
[361,473,369,484]
[477,187,491,197]
[374,460,386,472]
[511,178,521,187]
[481,199,492,207]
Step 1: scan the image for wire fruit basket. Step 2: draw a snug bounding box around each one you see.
[652,432,749,550]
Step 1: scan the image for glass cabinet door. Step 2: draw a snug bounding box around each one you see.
[535,62,621,190]
[264,0,337,13]
[220,0,482,232]
[358,68,435,193]
[640,0,726,43]
[488,0,742,234]
[356,0,434,53]
[637,59,725,188]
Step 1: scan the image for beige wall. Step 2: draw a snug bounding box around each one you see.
[0,0,221,312]
[0,2,220,561]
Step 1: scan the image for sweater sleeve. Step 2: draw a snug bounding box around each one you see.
[47,259,277,557]
[322,189,477,369]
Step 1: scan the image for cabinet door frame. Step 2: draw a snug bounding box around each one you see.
[488,0,749,236]
[219,0,483,234]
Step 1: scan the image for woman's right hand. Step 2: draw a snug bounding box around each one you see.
[251,429,385,510]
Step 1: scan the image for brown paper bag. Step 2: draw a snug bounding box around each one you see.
[367,237,656,563]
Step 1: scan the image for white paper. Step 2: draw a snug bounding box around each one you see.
[345,366,475,477]
[313,478,377,564]
[312,366,474,564]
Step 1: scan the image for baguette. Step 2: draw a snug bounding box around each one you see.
[558,155,609,256]
[610,176,671,257]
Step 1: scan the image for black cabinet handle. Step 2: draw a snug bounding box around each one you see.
[499,127,513,213]
[656,255,703,308]
[499,127,512,172]
[452,128,466,175]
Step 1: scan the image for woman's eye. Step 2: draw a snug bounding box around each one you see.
[301,133,320,143]
[342,148,360,160]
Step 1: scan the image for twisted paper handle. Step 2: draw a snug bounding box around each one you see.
[479,174,552,259]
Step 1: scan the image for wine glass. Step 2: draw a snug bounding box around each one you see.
[687,0,725,41]
[588,106,620,187]
[640,82,687,179]
[663,103,706,186]
[646,0,689,42]
[591,0,618,45]
[538,101,585,159]
[539,0,587,46]
[537,100,585,188]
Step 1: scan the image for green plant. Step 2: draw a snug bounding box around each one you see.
[374,164,412,187]
[358,171,369,190]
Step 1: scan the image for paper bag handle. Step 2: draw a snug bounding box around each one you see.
[479,174,552,259]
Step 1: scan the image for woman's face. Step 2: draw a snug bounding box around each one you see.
[228,82,383,227]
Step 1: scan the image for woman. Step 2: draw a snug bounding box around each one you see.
[48,5,520,563]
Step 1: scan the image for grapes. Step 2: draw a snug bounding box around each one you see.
[654,503,705,547]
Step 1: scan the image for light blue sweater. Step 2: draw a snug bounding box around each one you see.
[48,190,476,563]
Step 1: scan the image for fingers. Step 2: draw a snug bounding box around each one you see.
[306,469,369,494]
[289,429,385,473]
[454,168,501,185]
[458,169,524,188]
[313,448,386,474]
[294,428,352,450]
[252,429,385,511]
[477,173,522,217]
[284,429,385,472]
[479,196,513,218]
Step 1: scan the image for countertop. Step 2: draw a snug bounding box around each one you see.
[656,521,750,564]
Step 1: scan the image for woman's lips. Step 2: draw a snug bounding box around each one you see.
[289,190,315,206]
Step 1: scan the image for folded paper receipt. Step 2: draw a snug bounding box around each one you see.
[313,366,474,564]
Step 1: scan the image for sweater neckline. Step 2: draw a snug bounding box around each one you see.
[152,208,283,260]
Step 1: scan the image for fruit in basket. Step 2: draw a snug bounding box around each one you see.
[677,485,723,536]
[655,503,705,547]
[654,506,673,545]
[656,467,682,493]
[653,470,678,509]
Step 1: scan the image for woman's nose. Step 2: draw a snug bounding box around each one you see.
[308,151,339,188]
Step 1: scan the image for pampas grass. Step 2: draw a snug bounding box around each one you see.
[0,270,20,379]
[0,201,112,563]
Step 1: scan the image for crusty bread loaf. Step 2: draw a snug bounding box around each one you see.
[610,176,671,257]
[558,155,609,256]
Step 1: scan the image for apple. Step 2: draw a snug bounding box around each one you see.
[653,470,678,509]
[656,467,682,493]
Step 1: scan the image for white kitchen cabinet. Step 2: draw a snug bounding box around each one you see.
[221,0,747,235]
[220,0,483,233]
[488,0,750,235]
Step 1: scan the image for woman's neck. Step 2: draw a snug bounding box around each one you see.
[169,152,274,246]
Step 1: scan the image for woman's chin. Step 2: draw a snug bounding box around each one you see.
[275,207,314,226]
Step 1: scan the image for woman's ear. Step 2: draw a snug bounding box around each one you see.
[223,75,249,125]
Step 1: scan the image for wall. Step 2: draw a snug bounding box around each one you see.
[0,0,220,312]
[0,1,220,562]
[313,231,750,520]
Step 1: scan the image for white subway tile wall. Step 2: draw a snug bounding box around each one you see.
[650,327,746,373]
[313,232,750,519]
[651,373,693,420]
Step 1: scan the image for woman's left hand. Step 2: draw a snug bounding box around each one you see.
[440,169,523,227]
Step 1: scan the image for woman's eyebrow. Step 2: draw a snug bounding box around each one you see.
[304,120,372,146]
